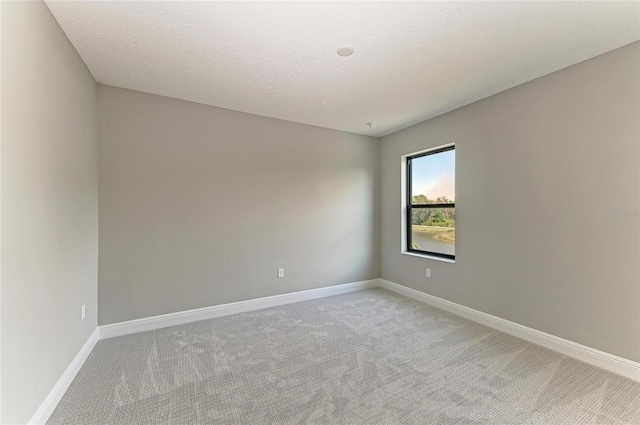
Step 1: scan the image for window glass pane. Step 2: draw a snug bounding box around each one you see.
[411,207,455,256]
[411,149,455,205]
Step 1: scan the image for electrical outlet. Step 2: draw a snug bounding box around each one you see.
[81,304,86,320]
[277,268,285,278]
[425,268,431,278]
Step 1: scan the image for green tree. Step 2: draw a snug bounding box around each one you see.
[412,194,430,205]
[411,194,455,227]
[427,210,446,225]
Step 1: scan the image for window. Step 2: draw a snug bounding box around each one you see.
[406,145,455,260]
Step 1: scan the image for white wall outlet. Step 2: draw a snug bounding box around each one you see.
[81,304,86,320]
[277,268,285,278]
[426,268,431,278]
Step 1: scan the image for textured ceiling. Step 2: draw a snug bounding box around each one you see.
[45,1,639,137]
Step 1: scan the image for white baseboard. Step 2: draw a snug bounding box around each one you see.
[28,277,639,425]
[99,279,379,339]
[379,279,640,382]
[28,327,100,425]
[28,279,378,423]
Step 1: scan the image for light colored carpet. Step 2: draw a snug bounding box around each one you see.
[48,288,640,424]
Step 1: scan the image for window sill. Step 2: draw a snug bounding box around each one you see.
[401,251,456,263]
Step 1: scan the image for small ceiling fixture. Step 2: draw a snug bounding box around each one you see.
[337,46,354,57]
[366,122,377,128]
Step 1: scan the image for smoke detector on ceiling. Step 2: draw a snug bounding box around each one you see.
[337,46,354,57]
[366,122,377,128]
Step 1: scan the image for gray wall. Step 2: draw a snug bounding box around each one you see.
[380,42,640,362]
[1,2,99,423]
[98,85,379,325]
[1,4,636,421]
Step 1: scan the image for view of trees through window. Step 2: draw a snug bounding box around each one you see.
[407,147,455,258]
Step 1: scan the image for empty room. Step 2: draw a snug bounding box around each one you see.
[2,1,639,424]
